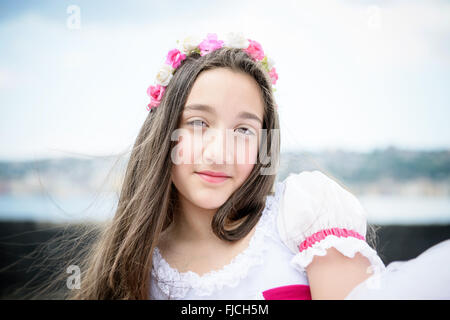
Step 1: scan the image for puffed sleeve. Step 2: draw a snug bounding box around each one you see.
[276,170,386,275]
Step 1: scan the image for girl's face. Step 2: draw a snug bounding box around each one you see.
[171,67,265,210]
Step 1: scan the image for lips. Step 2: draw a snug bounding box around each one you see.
[196,170,230,178]
[195,170,231,183]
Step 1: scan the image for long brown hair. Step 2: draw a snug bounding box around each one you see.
[65,46,280,299]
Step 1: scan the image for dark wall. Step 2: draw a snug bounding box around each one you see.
[1,221,449,299]
[373,224,450,263]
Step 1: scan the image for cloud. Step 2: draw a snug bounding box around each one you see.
[1,0,449,160]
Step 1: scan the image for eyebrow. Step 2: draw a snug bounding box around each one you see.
[184,104,263,125]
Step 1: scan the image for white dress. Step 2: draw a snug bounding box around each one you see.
[149,170,450,300]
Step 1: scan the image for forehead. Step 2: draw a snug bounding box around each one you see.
[184,68,265,120]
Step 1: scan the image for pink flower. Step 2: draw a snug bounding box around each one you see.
[146,84,166,110]
[244,39,265,61]
[269,67,278,85]
[198,33,224,56]
[165,48,186,69]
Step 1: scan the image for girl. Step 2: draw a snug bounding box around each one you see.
[69,32,449,300]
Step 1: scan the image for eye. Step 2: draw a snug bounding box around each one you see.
[235,127,255,136]
[187,119,208,127]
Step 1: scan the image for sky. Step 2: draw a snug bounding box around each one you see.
[0,0,449,161]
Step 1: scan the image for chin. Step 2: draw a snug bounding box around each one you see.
[191,190,229,210]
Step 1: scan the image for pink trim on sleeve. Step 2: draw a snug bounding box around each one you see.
[298,228,365,252]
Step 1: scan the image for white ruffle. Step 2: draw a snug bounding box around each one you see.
[151,182,285,299]
[290,235,386,275]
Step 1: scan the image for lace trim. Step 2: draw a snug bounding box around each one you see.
[291,236,386,275]
[151,181,285,299]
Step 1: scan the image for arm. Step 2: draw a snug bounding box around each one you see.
[277,170,386,300]
[306,247,373,300]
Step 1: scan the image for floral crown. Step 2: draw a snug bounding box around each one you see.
[146,32,278,111]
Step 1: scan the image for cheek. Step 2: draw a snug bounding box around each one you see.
[233,136,259,180]
[171,162,192,194]
[171,131,197,165]
[247,136,259,164]
[234,162,256,185]
[234,135,259,166]
[171,133,195,183]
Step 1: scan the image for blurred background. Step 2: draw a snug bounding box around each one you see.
[1,0,449,298]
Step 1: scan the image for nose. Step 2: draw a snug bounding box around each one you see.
[202,128,233,165]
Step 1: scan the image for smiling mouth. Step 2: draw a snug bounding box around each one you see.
[195,172,230,184]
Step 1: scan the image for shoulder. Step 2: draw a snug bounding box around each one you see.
[280,170,363,216]
[276,170,368,254]
[280,170,358,210]
[274,170,386,298]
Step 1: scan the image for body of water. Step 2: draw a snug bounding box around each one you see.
[0,193,450,225]
[0,193,118,223]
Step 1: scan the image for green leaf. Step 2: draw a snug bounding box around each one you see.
[261,56,269,71]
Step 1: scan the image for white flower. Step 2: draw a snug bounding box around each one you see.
[180,35,201,54]
[267,56,275,70]
[155,64,174,86]
[224,32,249,49]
